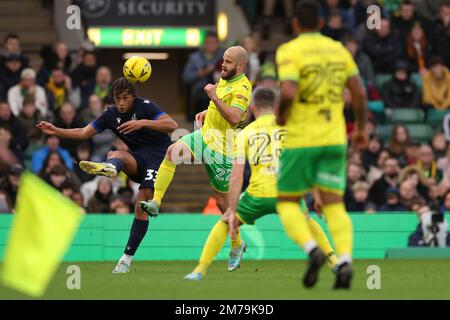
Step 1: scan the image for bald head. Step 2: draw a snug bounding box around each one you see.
[221,46,248,80]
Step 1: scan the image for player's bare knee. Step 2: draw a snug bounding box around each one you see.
[107,150,122,159]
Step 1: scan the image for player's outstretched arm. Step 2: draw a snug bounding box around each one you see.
[36,121,97,140]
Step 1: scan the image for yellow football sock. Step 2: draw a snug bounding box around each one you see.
[231,227,242,249]
[276,201,316,253]
[322,202,353,262]
[306,217,338,269]
[193,220,228,275]
[152,159,176,206]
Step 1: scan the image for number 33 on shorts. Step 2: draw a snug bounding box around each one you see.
[145,169,158,182]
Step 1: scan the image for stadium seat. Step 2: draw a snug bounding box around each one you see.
[387,108,424,124]
[406,124,434,143]
[376,124,393,143]
[375,74,392,91]
[426,109,448,125]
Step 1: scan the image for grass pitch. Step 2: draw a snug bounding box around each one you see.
[1,259,449,300]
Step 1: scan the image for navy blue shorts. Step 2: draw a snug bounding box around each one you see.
[130,148,166,189]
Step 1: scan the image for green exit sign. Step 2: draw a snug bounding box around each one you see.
[87,27,208,48]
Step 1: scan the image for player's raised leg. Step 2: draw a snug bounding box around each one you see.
[79,149,136,178]
[139,140,193,216]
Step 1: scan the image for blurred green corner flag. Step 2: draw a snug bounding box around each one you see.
[0,172,84,297]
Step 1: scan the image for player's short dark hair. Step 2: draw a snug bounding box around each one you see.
[4,33,19,43]
[111,77,136,98]
[295,0,321,29]
[253,87,276,109]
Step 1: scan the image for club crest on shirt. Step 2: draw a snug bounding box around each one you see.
[116,117,121,124]
[131,113,137,120]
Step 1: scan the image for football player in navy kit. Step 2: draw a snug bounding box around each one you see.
[37,78,178,273]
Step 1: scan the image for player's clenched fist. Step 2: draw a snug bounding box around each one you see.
[351,128,368,151]
[36,121,57,135]
[204,83,218,100]
[195,110,207,128]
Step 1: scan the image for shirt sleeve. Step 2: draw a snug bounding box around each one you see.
[143,100,167,120]
[342,45,360,79]
[230,82,252,112]
[276,44,299,82]
[91,110,110,133]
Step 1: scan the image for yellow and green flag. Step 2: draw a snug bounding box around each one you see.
[0,172,84,297]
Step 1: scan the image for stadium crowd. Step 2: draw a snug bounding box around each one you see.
[1,0,450,215]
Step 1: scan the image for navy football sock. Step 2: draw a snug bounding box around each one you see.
[107,158,125,173]
[124,218,149,256]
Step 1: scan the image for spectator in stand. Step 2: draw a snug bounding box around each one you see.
[71,50,98,90]
[345,161,366,204]
[0,163,23,209]
[361,135,382,172]
[415,0,448,21]
[0,55,25,97]
[182,32,223,121]
[431,131,448,159]
[406,22,430,74]
[344,35,376,90]
[8,68,48,118]
[0,124,22,161]
[81,66,112,109]
[346,181,376,212]
[54,102,85,156]
[0,190,11,213]
[72,191,85,210]
[437,144,450,183]
[399,179,425,210]
[38,42,72,85]
[387,124,411,164]
[61,180,76,199]
[363,18,403,74]
[0,100,27,154]
[87,177,114,213]
[46,68,80,112]
[379,187,407,211]
[370,156,401,207]
[241,36,261,86]
[0,34,29,74]
[381,60,421,110]
[399,164,430,201]
[322,0,353,29]
[366,149,390,186]
[31,135,73,173]
[430,2,450,68]
[16,97,42,144]
[417,144,443,184]
[109,195,131,215]
[261,0,294,40]
[422,56,450,111]
[405,139,421,165]
[392,1,429,55]
[44,164,69,191]
[322,9,351,42]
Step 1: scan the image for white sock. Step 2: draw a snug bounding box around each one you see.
[338,254,352,266]
[120,253,133,265]
[303,240,318,255]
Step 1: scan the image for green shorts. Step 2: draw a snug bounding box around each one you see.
[179,130,233,193]
[277,145,347,196]
[236,191,309,225]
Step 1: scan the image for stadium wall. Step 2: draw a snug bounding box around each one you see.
[0,214,449,261]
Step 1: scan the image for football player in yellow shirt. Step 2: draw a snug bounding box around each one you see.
[139,47,252,226]
[275,0,368,289]
[184,87,338,281]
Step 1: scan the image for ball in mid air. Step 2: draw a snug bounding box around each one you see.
[123,56,152,83]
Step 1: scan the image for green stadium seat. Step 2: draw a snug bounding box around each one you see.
[368,100,384,113]
[426,109,448,125]
[376,124,393,143]
[375,74,392,91]
[406,124,434,143]
[387,108,424,124]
